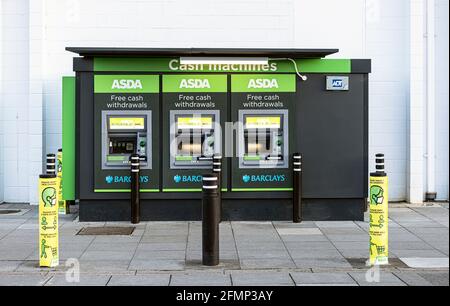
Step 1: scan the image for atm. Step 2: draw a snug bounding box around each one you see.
[238,110,288,169]
[170,110,220,169]
[101,111,152,169]
[66,47,371,222]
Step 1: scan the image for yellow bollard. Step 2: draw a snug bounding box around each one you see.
[38,174,59,267]
[369,153,389,266]
[57,149,69,214]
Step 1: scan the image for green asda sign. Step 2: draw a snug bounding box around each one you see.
[231,74,296,93]
[94,75,159,93]
[163,75,227,93]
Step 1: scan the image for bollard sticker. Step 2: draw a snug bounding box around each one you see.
[369,176,389,265]
[39,176,59,267]
[57,150,67,214]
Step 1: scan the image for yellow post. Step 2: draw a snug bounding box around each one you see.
[369,153,389,266]
[57,149,68,214]
[38,174,59,267]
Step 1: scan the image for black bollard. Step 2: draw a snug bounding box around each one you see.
[293,153,303,223]
[46,154,56,175]
[212,155,222,223]
[202,173,220,266]
[130,154,140,224]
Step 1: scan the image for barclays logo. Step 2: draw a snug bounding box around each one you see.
[242,174,286,183]
[173,175,202,183]
[105,175,149,184]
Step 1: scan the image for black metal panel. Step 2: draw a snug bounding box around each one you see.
[79,198,365,222]
[73,57,93,72]
[296,74,368,198]
[66,47,339,59]
[351,59,372,73]
[78,72,95,199]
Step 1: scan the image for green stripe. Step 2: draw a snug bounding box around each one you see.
[163,75,227,93]
[94,189,160,193]
[94,58,351,73]
[94,75,159,93]
[162,189,203,192]
[231,74,296,93]
[232,188,293,192]
[62,76,76,201]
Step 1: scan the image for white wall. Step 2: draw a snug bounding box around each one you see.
[435,0,449,200]
[0,0,4,203]
[1,0,31,203]
[0,0,448,203]
[366,0,410,201]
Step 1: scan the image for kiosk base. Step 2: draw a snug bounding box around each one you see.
[79,198,366,222]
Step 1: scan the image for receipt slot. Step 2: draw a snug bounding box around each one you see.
[101,111,151,169]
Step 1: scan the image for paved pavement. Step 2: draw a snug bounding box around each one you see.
[0,203,448,286]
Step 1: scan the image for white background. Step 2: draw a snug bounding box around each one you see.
[0,0,448,204]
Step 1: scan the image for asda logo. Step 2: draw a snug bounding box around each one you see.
[179,79,211,89]
[242,174,286,183]
[111,79,143,90]
[248,79,279,89]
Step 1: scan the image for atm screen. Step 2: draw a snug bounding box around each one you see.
[109,117,145,130]
[245,116,281,129]
[176,116,213,130]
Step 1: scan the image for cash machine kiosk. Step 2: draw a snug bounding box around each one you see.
[162,75,228,192]
[63,48,371,221]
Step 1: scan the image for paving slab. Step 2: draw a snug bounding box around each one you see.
[290,272,357,286]
[289,249,343,259]
[393,272,434,286]
[277,228,323,236]
[284,241,337,250]
[0,260,23,272]
[135,242,187,251]
[80,250,136,261]
[0,273,50,286]
[46,274,111,286]
[417,272,450,286]
[294,257,352,269]
[170,272,231,286]
[133,250,186,261]
[349,271,406,286]
[231,271,294,286]
[399,257,449,269]
[240,258,296,269]
[393,250,447,258]
[78,260,132,273]
[315,221,360,228]
[129,259,185,271]
[108,274,170,286]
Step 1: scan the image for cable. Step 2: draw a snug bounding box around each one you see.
[269,58,308,81]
